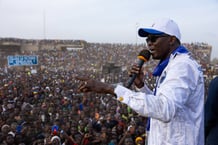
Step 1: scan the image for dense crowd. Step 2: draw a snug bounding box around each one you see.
[0,42,217,144]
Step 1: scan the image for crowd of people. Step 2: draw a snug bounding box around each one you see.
[0,40,217,144]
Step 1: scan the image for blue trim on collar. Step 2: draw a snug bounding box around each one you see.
[152,46,188,77]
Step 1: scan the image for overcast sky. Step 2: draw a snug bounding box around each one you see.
[0,0,218,59]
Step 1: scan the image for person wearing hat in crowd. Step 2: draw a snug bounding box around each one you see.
[135,136,143,145]
[2,131,15,145]
[77,18,204,145]
[50,135,61,145]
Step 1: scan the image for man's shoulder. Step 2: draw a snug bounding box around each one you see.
[170,53,200,67]
[168,53,204,77]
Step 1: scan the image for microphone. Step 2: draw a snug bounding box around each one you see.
[126,49,151,88]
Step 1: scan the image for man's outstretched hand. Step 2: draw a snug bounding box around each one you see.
[76,76,116,96]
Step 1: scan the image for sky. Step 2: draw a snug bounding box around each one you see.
[0,0,218,59]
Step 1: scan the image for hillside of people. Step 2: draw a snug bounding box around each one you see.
[0,38,217,144]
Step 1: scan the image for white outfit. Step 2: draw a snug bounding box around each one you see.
[114,52,204,145]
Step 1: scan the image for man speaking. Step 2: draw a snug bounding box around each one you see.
[77,18,204,145]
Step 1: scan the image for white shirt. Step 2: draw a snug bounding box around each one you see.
[114,53,204,145]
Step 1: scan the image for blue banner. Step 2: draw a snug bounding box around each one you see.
[7,55,38,66]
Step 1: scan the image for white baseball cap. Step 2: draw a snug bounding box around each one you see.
[51,135,61,142]
[138,18,181,41]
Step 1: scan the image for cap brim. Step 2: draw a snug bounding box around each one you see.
[138,28,164,37]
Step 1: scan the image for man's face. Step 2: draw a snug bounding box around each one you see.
[124,137,134,145]
[6,135,14,144]
[52,139,60,145]
[146,34,171,60]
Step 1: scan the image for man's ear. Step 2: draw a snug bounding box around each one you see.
[170,36,178,45]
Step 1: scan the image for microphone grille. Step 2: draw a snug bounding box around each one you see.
[138,49,151,61]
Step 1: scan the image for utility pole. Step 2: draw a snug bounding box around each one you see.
[43,9,46,40]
